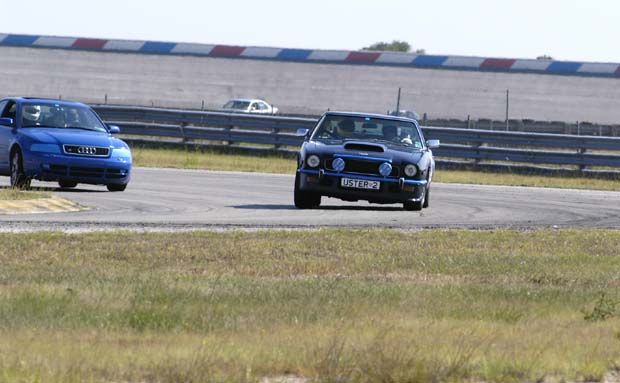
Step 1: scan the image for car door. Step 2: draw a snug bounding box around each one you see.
[0,100,14,173]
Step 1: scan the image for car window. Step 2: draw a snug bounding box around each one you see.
[21,102,107,132]
[0,101,9,127]
[258,102,269,110]
[223,100,250,110]
[2,102,16,120]
[0,101,8,117]
[312,115,423,148]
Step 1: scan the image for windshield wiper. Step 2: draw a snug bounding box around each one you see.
[65,126,100,131]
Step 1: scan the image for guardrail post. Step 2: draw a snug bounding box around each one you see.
[177,113,189,143]
[474,133,486,165]
[272,124,281,150]
[578,147,588,172]
[179,122,187,143]
[225,116,234,146]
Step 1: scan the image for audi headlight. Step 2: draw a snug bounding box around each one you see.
[30,143,61,154]
[111,146,132,161]
[404,164,417,177]
[306,154,320,168]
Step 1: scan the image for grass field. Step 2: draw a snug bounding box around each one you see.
[131,147,620,191]
[0,188,49,200]
[2,229,620,382]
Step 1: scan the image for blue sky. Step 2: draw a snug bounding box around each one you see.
[6,0,619,62]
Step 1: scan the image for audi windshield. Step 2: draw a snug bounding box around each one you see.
[21,103,107,132]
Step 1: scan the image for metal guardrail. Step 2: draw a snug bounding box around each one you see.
[94,105,620,178]
[422,118,620,137]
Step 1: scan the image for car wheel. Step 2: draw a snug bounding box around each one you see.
[58,181,78,189]
[107,184,127,192]
[10,150,31,190]
[422,185,430,208]
[404,186,425,211]
[423,177,430,208]
[294,172,321,209]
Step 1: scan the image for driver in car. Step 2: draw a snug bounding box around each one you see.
[22,105,41,127]
[335,119,355,138]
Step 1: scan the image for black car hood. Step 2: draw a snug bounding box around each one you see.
[306,140,424,164]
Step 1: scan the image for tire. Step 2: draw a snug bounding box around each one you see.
[58,181,78,189]
[404,185,425,211]
[294,172,321,209]
[10,150,30,190]
[423,183,430,208]
[107,184,127,192]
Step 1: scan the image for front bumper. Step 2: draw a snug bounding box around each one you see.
[299,168,426,204]
[24,152,131,186]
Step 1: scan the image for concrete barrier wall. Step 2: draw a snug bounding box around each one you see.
[1,46,620,123]
[3,33,620,78]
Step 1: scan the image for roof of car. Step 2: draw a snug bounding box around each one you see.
[7,97,88,107]
[227,98,266,103]
[323,111,419,124]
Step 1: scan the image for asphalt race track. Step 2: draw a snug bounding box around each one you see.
[0,167,619,231]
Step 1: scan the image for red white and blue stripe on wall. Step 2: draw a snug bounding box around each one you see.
[2,33,619,78]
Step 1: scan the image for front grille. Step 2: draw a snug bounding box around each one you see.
[63,145,110,157]
[326,158,399,177]
[44,164,68,176]
[41,165,128,179]
[70,166,105,178]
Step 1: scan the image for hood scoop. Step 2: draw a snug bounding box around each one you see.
[344,142,385,153]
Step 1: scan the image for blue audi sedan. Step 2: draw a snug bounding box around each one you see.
[0,97,131,191]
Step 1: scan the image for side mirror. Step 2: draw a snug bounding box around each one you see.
[0,117,14,126]
[296,128,309,137]
[108,125,121,134]
[426,139,440,149]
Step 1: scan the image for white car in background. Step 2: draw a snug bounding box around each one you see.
[221,99,279,115]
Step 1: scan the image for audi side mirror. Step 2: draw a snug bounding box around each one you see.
[296,128,309,137]
[108,125,121,134]
[0,117,14,126]
[426,139,440,149]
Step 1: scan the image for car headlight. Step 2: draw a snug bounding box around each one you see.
[30,143,61,154]
[404,164,417,177]
[378,162,392,177]
[111,146,132,159]
[332,157,345,172]
[306,154,320,168]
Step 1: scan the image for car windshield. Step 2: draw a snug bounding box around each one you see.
[311,115,424,149]
[21,103,107,132]
[223,100,250,110]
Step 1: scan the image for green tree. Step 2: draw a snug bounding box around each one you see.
[363,40,411,52]
[537,54,554,60]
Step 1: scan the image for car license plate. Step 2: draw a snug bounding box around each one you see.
[340,178,380,190]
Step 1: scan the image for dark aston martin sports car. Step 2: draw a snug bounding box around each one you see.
[294,111,439,211]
